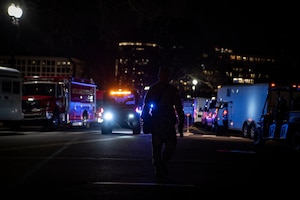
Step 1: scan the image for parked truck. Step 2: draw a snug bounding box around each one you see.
[22,76,97,130]
[214,82,300,150]
[214,83,269,137]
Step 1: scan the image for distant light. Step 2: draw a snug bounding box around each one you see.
[118,42,158,48]
[192,79,198,85]
[8,4,23,19]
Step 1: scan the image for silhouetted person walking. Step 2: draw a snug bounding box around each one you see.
[142,66,184,178]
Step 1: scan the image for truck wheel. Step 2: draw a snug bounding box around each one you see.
[44,115,59,131]
[242,123,249,138]
[249,123,256,139]
[52,116,59,130]
[132,124,141,134]
[82,111,90,129]
[50,106,60,131]
[253,127,265,146]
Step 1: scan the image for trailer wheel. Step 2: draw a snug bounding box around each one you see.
[242,123,249,138]
[253,127,265,146]
[249,122,256,139]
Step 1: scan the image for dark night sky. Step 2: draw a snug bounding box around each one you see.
[0,0,299,80]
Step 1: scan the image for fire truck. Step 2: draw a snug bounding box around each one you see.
[100,88,142,134]
[22,76,97,130]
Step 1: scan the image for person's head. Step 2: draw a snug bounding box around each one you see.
[158,66,171,82]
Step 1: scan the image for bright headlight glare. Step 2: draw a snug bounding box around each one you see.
[128,113,134,119]
[104,112,113,120]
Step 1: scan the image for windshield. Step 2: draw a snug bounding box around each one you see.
[103,90,138,108]
[23,83,56,96]
[268,88,300,113]
[107,94,135,106]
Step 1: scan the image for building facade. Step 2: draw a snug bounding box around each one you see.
[0,45,279,100]
[185,47,279,97]
[0,55,86,78]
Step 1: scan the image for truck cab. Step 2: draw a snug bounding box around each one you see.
[253,83,300,150]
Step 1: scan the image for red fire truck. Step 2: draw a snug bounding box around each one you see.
[22,76,97,130]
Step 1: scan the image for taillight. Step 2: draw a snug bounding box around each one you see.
[222,109,228,120]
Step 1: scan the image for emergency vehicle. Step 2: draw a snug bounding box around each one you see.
[201,97,217,130]
[22,76,97,130]
[193,97,209,125]
[0,66,23,129]
[100,88,142,134]
[214,83,300,151]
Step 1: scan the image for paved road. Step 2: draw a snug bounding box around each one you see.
[0,126,299,199]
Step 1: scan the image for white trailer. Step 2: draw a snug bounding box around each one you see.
[214,83,269,137]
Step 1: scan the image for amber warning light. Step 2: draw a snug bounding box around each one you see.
[110,90,131,95]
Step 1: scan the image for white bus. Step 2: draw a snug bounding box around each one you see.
[0,66,23,129]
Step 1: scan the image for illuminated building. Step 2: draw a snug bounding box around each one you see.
[115,41,162,99]
[0,55,85,78]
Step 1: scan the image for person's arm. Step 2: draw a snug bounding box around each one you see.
[141,91,151,119]
[174,89,185,134]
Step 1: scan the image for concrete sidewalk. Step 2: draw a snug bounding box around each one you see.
[180,124,216,136]
[176,131,194,137]
[176,125,210,137]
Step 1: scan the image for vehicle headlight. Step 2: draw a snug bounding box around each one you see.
[103,112,113,121]
[128,113,134,119]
